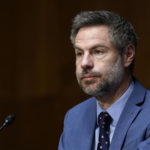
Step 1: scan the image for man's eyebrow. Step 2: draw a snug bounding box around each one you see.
[74,46,83,50]
[90,44,109,50]
[73,44,109,51]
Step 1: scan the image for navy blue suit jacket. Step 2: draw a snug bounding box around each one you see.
[58,80,150,150]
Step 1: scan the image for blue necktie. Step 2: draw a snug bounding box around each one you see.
[97,112,112,150]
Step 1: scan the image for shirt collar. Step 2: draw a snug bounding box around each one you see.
[96,81,134,126]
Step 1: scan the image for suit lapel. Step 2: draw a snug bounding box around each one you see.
[74,97,97,150]
[109,80,146,150]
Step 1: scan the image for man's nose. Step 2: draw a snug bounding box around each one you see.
[81,53,94,70]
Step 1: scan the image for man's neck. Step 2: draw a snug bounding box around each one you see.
[96,75,132,110]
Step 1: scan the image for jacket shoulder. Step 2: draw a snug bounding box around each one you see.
[67,97,96,115]
[64,97,96,123]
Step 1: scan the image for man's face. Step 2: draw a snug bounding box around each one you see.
[74,25,125,97]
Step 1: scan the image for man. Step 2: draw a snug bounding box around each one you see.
[58,10,150,150]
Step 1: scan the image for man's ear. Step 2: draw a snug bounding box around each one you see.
[122,44,135,67]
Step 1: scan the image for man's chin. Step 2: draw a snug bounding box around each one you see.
[79,80,101,95]
[81,86,98,96]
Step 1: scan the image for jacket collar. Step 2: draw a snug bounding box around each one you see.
[109,79,146,150]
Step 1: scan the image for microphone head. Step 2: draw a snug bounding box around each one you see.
[4,114,15,126]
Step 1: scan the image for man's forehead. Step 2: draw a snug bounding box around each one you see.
[75,25,110,42]
[74,25,113,50]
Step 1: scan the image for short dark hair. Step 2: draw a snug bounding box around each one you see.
[70,10,137,71]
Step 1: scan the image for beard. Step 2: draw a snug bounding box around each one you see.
[76,55,125,98]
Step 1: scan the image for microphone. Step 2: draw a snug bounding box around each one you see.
[0,114,15,131]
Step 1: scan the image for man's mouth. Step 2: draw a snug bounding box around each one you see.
[81,74,98,81]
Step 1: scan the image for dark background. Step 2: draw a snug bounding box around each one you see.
[0,0,150,149]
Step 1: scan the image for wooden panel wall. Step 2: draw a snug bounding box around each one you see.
[0,0,150,149]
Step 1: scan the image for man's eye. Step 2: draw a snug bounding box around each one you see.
[75,52,83,57]
[94,50,104,54]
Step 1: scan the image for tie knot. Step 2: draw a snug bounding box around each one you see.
[98,112,112,128]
